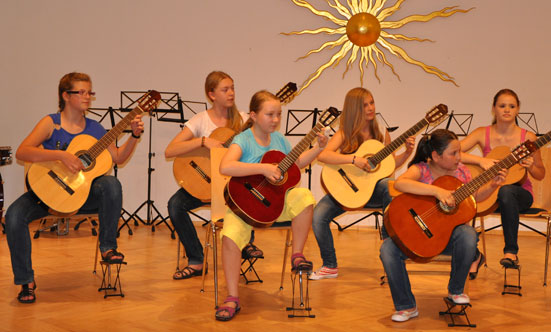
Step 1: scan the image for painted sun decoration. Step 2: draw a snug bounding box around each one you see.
[283,0,473,95]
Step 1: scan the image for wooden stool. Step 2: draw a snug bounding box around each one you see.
[503,264,522,296]
[98,260,127,298]
[439,297,476,327]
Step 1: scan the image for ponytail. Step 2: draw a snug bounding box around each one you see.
[408,129,458,168]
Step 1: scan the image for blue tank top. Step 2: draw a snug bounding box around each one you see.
[42,113,106,151]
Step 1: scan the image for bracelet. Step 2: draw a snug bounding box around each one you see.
[131,132,141,139]
[352,155,356,165]
[201,136,205,147]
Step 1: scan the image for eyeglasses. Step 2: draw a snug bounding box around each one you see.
[66,90,96,97]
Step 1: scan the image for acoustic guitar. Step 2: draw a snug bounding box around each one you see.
[172,82,297,202]
[26,91,161,214]
[224,107,340,228]
[466,130,551,216]
[384,141,536,263]
[321,104,448,209]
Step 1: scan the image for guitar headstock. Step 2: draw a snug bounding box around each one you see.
[0,146,12,166]
[318,107,340,127]
[514,140,538,161]
[275,82,298,105]
[425,104,448,124]
[138,90,161,114]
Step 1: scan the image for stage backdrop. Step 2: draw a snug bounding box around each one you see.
[2,0,550,228]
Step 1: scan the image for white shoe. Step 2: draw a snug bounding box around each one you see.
[391,308,419,322]
[308,266,338,280]
[448,293,470,304]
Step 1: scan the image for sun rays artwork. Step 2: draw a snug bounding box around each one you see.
[283,0,473,95]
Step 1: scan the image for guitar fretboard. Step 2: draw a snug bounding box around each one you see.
[367,118,429,166]
[278,121,325,174]
[453,148,528,203]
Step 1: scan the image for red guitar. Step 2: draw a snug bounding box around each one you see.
[384,141,535,262]
[224,107,340,228]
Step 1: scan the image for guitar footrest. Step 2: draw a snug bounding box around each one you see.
[502,264,522,296]
[240,256,264,284]
[286,270,315,318]
[98,260,127,298]
[439,297,476,327]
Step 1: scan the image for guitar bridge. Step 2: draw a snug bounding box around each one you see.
[409,208,432,238]
[48,170,75,195]
[189,160,211,184]
[244,182,271,207]
[337,168,359,192]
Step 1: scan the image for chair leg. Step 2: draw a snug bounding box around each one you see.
[479,217,487,266]
[201,223,212,293]
[544,216,551,286]
[176,241,181,273]
[280,229,292,291]
[93,235,100,273]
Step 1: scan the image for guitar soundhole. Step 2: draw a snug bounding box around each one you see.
[77,152,95,171]
[267,172,288,186]
[438,201,455,214]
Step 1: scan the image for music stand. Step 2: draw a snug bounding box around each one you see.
[120,91,207,236]
[518,112,543,136]
[426,111,473,136]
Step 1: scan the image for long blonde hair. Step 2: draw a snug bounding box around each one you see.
[204,71,243,132]
[340,87,384,154]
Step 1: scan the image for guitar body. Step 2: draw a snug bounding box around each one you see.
[224,150,301,228]
[173,127,235,202]
[384,175,477,263]
[321,139,396,208]
[27,134,113,214]
[465,145,526,216]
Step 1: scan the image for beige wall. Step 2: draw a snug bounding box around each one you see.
[2,0,550,226]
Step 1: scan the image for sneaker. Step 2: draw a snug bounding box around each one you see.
[308,266,338,280]
[391,308,419,322]
[448,293,470,304]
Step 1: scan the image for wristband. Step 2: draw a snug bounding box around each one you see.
[131,132,141,139]
[352,155,356,165]
[201,136,205,147]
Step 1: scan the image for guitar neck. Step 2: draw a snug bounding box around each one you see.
[368,118,429,166]
[534,130,551,149]
[278,121,324,173]
[454,152,523,203]
[87,107,144,160]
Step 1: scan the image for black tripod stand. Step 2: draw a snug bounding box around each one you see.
[128,116,174,236]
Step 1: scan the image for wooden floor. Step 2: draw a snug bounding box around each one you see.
[1,219,551,332]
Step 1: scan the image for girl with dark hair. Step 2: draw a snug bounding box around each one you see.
[379,129,506,322]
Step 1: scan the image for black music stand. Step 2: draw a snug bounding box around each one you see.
[518,112,543,136]
[1,147,13,233]
[426,110,473,136]
[120,91,206,236]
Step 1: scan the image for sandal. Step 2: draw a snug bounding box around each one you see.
[291,253,313,272]
[102,249,125,264]
[173,264,207,280]
[469,251,486,280]
[215,296,241,321]
[242,243,264,259]
[500,256,519,268]
[17,282,37,304]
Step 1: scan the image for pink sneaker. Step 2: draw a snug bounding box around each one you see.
[308,266,338,280]
[391,308,419,322]
[448,293,470,304]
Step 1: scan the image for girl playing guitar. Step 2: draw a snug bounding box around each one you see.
[215,90,327,321]
[380,129,506,322]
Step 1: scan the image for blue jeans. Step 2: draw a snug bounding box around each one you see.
[496,184,533,255]
[5,175,122,285]
[312,178,392,268]
[168,188,206,266]
[379,224,477,311]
